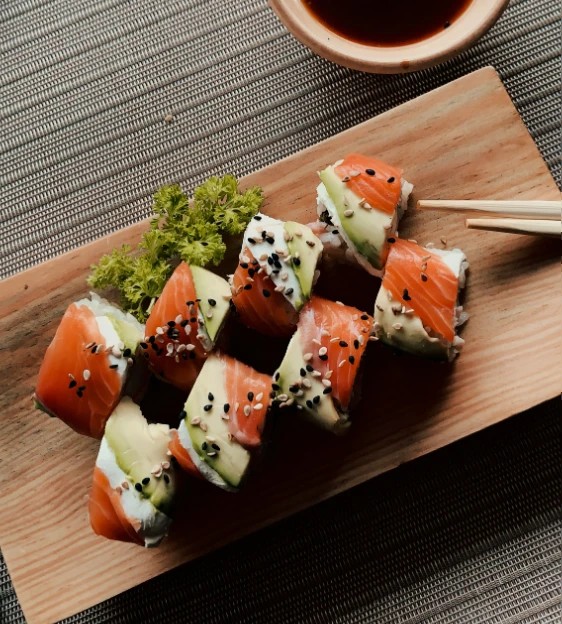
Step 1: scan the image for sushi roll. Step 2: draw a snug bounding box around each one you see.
[372,239,469,361]
[168,352,272,491]
[144,262,231,392]
[230,213,323,337]
[315,153,413,275]
[34,294,145,438]
[273,296,373,433]
[89,398,176,547]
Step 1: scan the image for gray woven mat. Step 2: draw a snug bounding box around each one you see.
[1,0,560,622]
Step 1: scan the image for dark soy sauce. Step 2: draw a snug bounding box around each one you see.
[303,0,473,47]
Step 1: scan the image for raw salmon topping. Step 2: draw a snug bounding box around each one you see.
[145,262,208,391]
[383,239,458,341]
[334,153,401,215]
[231,248,298,337]
[299,296,372,409]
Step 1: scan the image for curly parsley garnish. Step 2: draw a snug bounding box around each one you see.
[88,175,262,321]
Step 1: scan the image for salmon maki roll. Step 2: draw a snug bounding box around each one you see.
[168,352,272,491]
[34,294,145,438]
[372,239,469,361]
[315,154,413,275]
[230,213,323,337]
[143,262,231,392]
[89,398,176,547]
[273,296,373,433]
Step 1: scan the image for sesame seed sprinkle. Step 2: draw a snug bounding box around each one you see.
[343,209,354,217]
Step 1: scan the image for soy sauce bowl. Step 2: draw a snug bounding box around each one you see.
[269,0,510,74]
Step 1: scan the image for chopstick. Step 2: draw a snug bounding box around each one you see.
[465,218,561,237]
[417,199,561,221]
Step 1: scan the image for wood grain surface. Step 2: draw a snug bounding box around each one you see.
[1,67,560,624]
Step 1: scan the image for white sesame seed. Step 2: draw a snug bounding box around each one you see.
[392,323,403,330]
[277,394,289,402]
[200,422,208,432]
[369,336,379,341]
[177,343,186,353]
[68,373,75,380]
[240,254,250,264]
[303,352,313,361]
[330,337,340,343]
[166,450,173,457]
[221,414,230,420]
[82,369,91,381]
[156,336,165,344]
[207,451,217,457]
[259,253,268,261]
[253,402,264,410]
[387,291,393,301]
[95,344,105,354]
[324,370,333,379]
[234,402,240,412]
[244,405,252,416]
[85,342,95,349]
[338,360,347,368]
[320,329,330,337]
[115,486,122,494]
[274,285,285,293]
[318,346,328,356]
[156,327,164,335]
[322,379,332,387]
[336,300,344,306]
[302,378,312,389]
[175,315,183,324]
[350,169,361,177]
[185,343,195,351]
[111,345,122,358]
[191,417,201,426]
[311,371,322,378]
[205,435,217,442]
[255,392,264,402]
[223,294,232,301]
[166,343,174,354]
[121,481,129,490]
[312,338,321,346]
[280,272,289,281]
[162,461,170,470]
[295,231,303,238]
[206,310,213,319]
[344,209,354,217]
[127,358,134,366]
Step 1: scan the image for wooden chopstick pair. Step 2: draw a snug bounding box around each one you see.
[416,200,561,237]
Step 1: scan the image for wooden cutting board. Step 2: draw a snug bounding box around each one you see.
[1,67,560,624]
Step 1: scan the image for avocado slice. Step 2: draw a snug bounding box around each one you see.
[284,222,322,309]
[107,314,144,353]
[275,330,348,433]
[183,355,251,489]
[190,265,231,344]
[319,166,395,272]
[104,398,175,513]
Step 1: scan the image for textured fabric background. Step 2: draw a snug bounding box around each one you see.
[1,0,560,622]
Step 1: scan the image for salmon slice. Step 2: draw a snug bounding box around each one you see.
[34,303,122,438]
[383,239,458,342]
[335,153,401,215]
[231,248,298,337]
[89,466,143,545]
[168,429,201,479]
[222,353,271,448]
[145,262,208,391]
[299,297,372,409]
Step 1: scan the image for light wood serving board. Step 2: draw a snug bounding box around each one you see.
[1,67,560,624]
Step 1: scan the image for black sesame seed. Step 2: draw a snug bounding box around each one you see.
[76,390,83,398]
[248,268,255,277]
[323,387,333,394]
[348,355,356,364]
[204,404,213,412]
[223,403,230,413]
[186,301,194,306]
[68,379,77,388]
[313,395,321,404]
[123,348,132,357]
[293,258,301,266]
[202,442,208,451]
[167,320,176,327]
[190,317,197,323]
[306,364,314,372]
[135,483,143,492]
[272,383,280,390]
[140,342,148,349]
[332,229,339,235]
[266,236,275,245]
[208,392,214,402]
[285,288,294,296]
[90,346,97,354]
[149,336,156,343]
[387,237,396,243]
[272,269,280,274]
[211,443,221,451]
[254,215,262,221]
[163,474,170,484]
[271,253,279,261]
[300,368,307,377]
[421,274,428,282]
[180,320,189,327]
[361,314,369,321]
[270,391,277,398]
[180,410,187,419]
[339,340,348,347]
[263,289,271,298]
[274,371,280,381]
[289,385,299,394]
[403,289,411,301]
[261,230,267,239]
[244,284,253,290]
[240,262,249,269]
[151,342,158,351]
[365,168,375,176]
[353,339,360,349]
[274,260,282,269]
[319,354,329,361]
[142,477,150,486]
[78,385,86,392]
[247,237,256,244]
[109,364,119,369]
[267,257,274,266]
[305,399,314,409]
[247,391,254,401]
[387,176,395,183]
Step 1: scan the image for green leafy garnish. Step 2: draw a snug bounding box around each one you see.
[88,175,262,321]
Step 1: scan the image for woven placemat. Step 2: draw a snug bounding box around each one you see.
[1,0,560,622]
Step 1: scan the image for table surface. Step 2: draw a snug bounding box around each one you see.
[1,0,560,622]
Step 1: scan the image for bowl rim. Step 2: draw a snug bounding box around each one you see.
[269,0,511,73]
